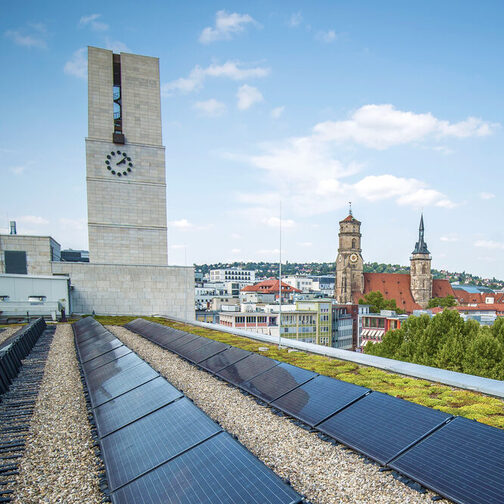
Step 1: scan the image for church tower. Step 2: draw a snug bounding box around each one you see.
[410,214,432,308]
[335,205,364,303]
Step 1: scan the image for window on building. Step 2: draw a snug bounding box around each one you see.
[28,296,46,303]
[4,251,27,274]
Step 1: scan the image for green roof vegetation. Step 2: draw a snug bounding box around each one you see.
[365,309,504,380]
[94,315,504,430]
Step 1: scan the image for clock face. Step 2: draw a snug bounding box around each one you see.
[104,150,133,177]
[350,253,358,263]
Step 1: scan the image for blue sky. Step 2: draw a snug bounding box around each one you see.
[1,1,503,278]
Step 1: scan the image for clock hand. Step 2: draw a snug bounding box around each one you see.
[116,157,127,166]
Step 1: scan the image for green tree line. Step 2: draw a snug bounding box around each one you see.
[364,309,504,380]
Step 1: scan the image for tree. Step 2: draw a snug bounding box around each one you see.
[358,291,405,314]
[463,332,504,379]
[427,295,457,309]
[413,309,464,366]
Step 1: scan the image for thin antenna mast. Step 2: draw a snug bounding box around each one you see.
[278,201,282,348]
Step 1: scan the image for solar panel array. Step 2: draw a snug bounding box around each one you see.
[125,317,504,504]
[0,317,47,395]
[72,317,302,504]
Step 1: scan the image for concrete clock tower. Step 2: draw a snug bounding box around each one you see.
[86,46,168,265]
[334,206,364,303]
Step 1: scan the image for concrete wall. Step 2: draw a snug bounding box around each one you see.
[86,47,167,266]
[0,274,70,319]
[0,235,61,276]
[52,261,194,318]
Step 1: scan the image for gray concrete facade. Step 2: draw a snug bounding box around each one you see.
[86,47,168,265]
[0,235,61,276]
[53,261,194,318]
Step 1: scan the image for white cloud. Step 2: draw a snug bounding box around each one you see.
[440,234,459,242]
[105,38,130,53]
[288,12,303,27]
[9,165,27,175]
[232,104,494,217]
[474,240,504,250]
[354,175,456,208]
[59,217,86,230]
[258,248,280,255]
[263,217,296,228]
[231,248,241,254]
[479,192,495,200]
[64,48,87,79]
[237,84,263,110]
[199,10,257,44]
[193,99,227,116]
[163,61,269,96]
[316,30,337,43]
[79,14,109,31]
[314,104,497,150]
[5,26,47,49]
[15,215,49,225]
[169,219,193,229]
[271,106,285,119]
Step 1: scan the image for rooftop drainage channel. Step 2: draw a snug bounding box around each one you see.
[0,324,56,503]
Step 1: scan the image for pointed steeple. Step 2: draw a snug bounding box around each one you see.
[412,213,430,254]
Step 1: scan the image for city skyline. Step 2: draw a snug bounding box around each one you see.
[1,1,503,277]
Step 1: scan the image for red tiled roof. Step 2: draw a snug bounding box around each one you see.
[356,273,421,313]
[341,214,360,223]
[354,274,456,313]
[452,288,503,306]
[455,304,504,313]
[241,278,301,294]
[432,279,456,299]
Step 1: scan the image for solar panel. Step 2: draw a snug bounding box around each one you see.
[240,362,317,403]
[181,340,228,364]
[78,338,124,363]
[271,375,370,427]
[198,347,251,373]
[86,353,144,389]
[82,346,133,373]
[89,362,159,408]
[78,331,118,349]
[317,391,452,465]
[110,432,303,504]
[173,336,212,360]
[94,377,183,438]
[75,326,110,344]
[101,397,222,490]
[144,326,187,348]
[217,354,279,387]
[389,416,504,504]
[162,333,201,353]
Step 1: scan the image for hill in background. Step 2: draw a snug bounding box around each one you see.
[195,262,504,290]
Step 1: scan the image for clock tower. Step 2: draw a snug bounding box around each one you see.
[334,206,364,303]
[86,47,168,265]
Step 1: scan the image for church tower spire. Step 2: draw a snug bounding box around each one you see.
[412,213,430,254]
[410,213,432,308]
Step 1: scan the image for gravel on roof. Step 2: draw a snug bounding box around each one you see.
[109,325,448,504]
[0,326,21,345]
[12,324,103,504]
